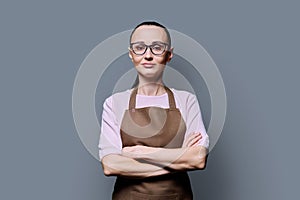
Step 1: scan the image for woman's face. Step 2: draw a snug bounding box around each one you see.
[129,25,173,82]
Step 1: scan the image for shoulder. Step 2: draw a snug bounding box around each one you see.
[102,89,132,123]
[170,88,197,102]
[168,88,199,111]
[104,89,132,105]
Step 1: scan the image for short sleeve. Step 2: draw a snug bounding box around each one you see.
[184,94,209,149]
[98,97,122,161]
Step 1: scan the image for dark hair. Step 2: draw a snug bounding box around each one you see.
[129,21,171,47]
[130,21,170,88]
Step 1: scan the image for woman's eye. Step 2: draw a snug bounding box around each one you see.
[135,45,145,50]
[153,45,163,51]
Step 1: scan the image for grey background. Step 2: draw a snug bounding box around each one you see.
[1,0,299,199]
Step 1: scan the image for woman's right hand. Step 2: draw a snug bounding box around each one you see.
[182,132,202,148]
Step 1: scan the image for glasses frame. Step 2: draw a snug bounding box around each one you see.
[129,42,170,56]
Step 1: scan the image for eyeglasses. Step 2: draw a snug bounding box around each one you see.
[130,42,169,56]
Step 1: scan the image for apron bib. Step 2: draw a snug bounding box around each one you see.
[112,86,193,200]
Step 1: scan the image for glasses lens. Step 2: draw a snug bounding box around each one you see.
[132,43,146,55]
[151,44,166,55]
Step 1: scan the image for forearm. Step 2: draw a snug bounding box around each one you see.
[155,146,208,170]
[101,154,171,178]
[123,146,208,171]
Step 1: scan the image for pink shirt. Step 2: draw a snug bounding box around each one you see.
[98,88,209,160]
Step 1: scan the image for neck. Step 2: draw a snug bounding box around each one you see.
[137,78,165,96]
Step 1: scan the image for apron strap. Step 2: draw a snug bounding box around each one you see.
[128,86,177,110]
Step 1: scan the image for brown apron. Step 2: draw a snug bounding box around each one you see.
[112,86,193,200]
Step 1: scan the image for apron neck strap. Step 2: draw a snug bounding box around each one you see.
[129,86,176,110]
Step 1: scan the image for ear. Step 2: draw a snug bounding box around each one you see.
[128,47,133,60]
[166,47,174,62]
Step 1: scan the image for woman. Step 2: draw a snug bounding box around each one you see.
[99,21,209,200]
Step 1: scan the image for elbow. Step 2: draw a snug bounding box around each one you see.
[194,158,207,169]
[190,146,208,170]
[103,166,114,176]
[189,156,207,170]
[101,156,117,176]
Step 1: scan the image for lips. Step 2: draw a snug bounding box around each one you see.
[142,63,155,68]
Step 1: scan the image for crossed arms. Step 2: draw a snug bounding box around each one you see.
[101,132,208,178]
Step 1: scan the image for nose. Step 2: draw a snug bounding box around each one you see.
[144,47,153,60]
